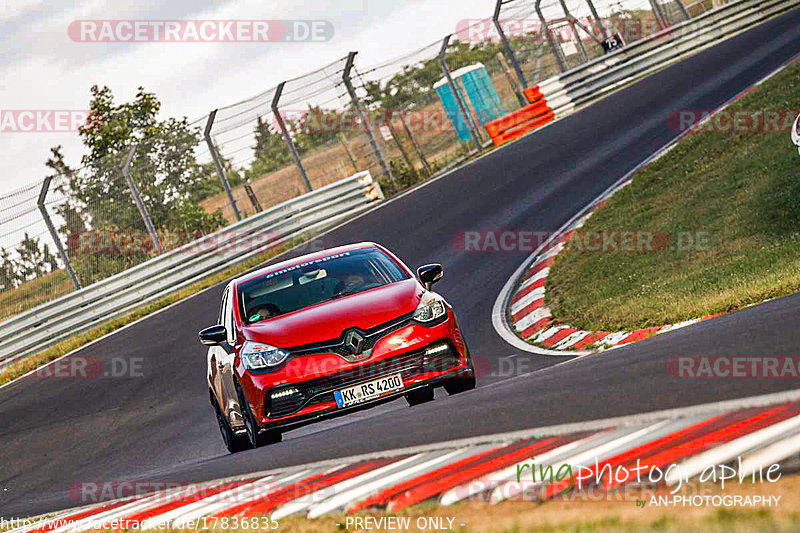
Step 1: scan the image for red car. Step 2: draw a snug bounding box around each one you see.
[200,242,476,453]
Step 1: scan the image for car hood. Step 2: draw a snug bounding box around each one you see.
[242,278,423,348]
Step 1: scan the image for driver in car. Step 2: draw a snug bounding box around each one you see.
[247,303,280,323]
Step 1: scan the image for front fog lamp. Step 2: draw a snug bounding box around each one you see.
[414,292,447,323]
[424,343,450,356]
[241,341,289,370]
[271,387,299,399]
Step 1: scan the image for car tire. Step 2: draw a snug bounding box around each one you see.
[406,386,434,406]
[212,398,250,454]
[444,368,476,395]
[236,381,282,448]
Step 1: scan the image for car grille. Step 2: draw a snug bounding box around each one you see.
[288,313,415,359]
[265,344,461,418]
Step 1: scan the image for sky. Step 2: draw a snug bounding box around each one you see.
[0,0,507,196]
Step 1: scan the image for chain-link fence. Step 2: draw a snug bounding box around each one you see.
[0,0,721,321]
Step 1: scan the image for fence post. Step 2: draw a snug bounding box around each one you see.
[585,0,611,39]
[342,52,395,184]
[271,82,313,192]
[399,112,432,176]
[493,0,528,106]
[648,0,670,27]
[675,0,691,20]
[557,0,588,63]
[496,52,526,108]
[243,181,262,212]
[122,145,163,254]
[204,110,242,221]
[535,0,568,72]
[385,118,416,172]
[37,176,81,290]
[339,133,359,173]
[439,35,483,152]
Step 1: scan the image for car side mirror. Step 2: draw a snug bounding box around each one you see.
[792,112,800,156]
[199,324,227,346]
[417,264,443,290]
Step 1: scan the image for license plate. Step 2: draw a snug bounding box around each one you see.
[333,373,404,408]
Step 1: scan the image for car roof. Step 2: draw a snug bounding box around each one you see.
[233,241,384,286]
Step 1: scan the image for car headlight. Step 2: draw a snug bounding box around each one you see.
[414,292,447,323]
[240,341,289,370]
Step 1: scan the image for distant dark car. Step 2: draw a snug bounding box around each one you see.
[200,242,476,453]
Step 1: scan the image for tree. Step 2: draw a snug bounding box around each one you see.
[15,234,53,281]
[46,146,88,241]
[62,85,226,234]
[246,116,293,179]
[0,248,19,291]
[293,106,345,150]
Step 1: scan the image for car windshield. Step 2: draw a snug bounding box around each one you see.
[238,248,409,324]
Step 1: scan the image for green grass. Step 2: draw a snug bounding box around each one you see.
[545,61,800,331]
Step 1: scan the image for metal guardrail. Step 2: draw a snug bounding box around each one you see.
[534,0,799,117]
[0,172,383,367]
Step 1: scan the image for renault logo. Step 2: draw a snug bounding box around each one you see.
[344,330,365,355]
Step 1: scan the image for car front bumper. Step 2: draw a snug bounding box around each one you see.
[239,313,471,429]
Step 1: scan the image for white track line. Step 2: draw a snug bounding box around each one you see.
[270,454,428,520]
[532,325,569,344]
[440,432,603,506]
[510,287,546,315]
[666,414,800,485]
[594,331,630,349]
[514,307,551,333]
[147,470,322,528]
[554,331,591,350]
[657,318,701,334]
[150,475,279,527]
[307,448,475,518]
[516,268,550,292]
[489,421,673,504]
[739,430,800,477]
[56,484,202,533]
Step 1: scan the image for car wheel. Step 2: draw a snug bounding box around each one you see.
[236,381,281,448]
[444,368,476,395]
[213,400,250,454]
[406,386,434,406]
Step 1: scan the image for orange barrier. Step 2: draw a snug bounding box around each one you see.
[484,87,554,146]
[523,85,544,103]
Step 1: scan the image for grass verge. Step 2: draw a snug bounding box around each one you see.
[545,60,800,331]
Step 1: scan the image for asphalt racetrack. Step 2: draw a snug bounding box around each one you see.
[2,8,800,517]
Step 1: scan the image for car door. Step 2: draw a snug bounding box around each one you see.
[208,286,229,415]
[219,283,244,428]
